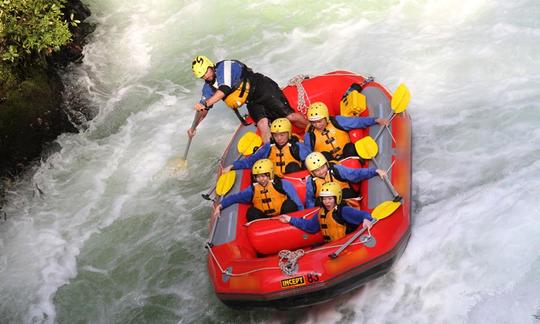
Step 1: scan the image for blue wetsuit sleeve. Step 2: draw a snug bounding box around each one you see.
[305,176,316,208]
[289,213,321,234]
[199,83,216,108]
[341,206,373,224]
[296,141,310,161]
[335,116,376,130]
[232,143,270,170]
[282,180,304,211]
[221,186,254,210]
[303,132,314,152]
[335,165,377,182]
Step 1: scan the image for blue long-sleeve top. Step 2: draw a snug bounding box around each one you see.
[231,141,311,170]
[289,206,373,233]
[305,165,378,208]
[303,116,377,151]
[199,60,246,107]
[220,179,304,211]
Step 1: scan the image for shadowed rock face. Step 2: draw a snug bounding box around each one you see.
[0,67,75,174]
[0,0,94,180]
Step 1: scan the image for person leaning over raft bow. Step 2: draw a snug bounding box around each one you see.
[278,182,373,243]
[222,118,309,178]
[304,102,389,161]
[188,56,308,143]
[304,152,387,209]
[213,159,304,222]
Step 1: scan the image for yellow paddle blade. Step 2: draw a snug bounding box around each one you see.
[354,136,378,160]
[372,200,401,220]
[172,159,187,173]
[216,170,236,196]
[391,83,411,114]
[237,131,263,156]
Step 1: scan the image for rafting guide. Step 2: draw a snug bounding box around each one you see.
[212,158,304,222]
[188,55,308,143]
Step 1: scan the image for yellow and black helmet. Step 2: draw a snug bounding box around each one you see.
[305,152,328,173]
[270,118,292,138]
[319,182,342,204]
[307,102,329,121]
[192,55,214,78]
[252,158,274,180]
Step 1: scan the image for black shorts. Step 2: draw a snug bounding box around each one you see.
[247,73,295,123]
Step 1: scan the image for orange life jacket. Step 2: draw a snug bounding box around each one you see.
[308,118,350,158]
[252,178,288,216]
[268,139,302,177]
[223,80,250,109]
[311,164,352,198]
[318,205,358,242]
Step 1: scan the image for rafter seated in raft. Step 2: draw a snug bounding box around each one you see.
[304,152,387,208]
[213,159,304,222]
[279,182,374,243]
[222,118,310,178]
[304,101,389,162]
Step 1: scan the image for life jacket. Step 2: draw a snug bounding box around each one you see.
[208,60,253,109]
[251,177,288,217]
[307,117,350,158]
[268,137,302,177]
[310,163,353,204]
[319,204,359,242]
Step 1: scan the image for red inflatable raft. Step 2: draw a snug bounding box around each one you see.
[206,71,412,309]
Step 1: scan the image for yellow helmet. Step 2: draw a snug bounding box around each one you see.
[192,55,214,78]
[305,152,328,172]
[307,102,329,121]
[319,182,342,204]
[270,118,292,138]
[252,158,274,179]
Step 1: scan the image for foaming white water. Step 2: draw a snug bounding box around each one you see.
[1,0,540,323]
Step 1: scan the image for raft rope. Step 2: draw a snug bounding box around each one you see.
[243,209,319,227]
[278,249,305,276]
[287,74,311,115]
[206,242,281,276]
[206,225,373,278]
[286,72,377,117]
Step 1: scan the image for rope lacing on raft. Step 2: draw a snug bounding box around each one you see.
[278,249,305,276]
[206,231,374,278]
[287,74,311,115]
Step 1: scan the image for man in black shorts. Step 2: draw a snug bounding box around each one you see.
[190,56,308,142]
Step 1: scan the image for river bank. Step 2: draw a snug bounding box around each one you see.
[0,0,94,212]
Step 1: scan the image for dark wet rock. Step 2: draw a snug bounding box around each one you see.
[0,0,94,208]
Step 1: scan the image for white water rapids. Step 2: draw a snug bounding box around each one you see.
[1,0,539,323]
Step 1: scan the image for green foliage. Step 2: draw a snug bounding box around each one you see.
[0,0,74,64]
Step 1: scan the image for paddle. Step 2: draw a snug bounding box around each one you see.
[172,110,201,171]
[202,132,262,201]
[329,200,401,259]
[217,131,260,194]
[237,131,262,157]
[216,170,236,196]
[374,83,411,141]
[201,185,216,201]
[355,136,400,199]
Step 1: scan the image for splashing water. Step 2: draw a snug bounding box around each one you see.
[1,0,539,323]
